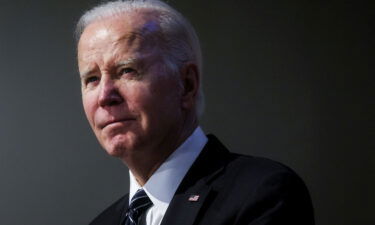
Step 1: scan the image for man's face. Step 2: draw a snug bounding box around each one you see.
[77,13,184,158]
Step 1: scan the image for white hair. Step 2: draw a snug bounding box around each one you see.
[75,0,205,118]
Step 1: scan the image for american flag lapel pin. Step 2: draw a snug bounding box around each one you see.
[188,195,200,202]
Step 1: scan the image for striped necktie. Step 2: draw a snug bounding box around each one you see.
[124,189,153,225]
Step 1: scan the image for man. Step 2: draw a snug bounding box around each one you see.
[75,0,314,224]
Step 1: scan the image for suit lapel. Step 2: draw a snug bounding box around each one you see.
[160,184,212,225]
[118,195,129,225]
[160,135,232,225]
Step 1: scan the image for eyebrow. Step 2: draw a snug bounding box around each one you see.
[79,57,140,79]
[116,58,137,68]
[79,67,96,80]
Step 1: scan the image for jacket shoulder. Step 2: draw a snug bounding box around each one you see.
[217,154,315,224]
[229,154,299,179]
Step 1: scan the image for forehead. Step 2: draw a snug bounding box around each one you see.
[78,10,163,58]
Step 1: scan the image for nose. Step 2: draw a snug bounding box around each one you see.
[98,77,123,107]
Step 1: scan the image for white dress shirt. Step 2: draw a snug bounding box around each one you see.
[128,126,208,225]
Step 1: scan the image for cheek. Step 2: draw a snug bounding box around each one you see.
[82,93,97,124]
[123,82,152,109]
[136,82,181,118]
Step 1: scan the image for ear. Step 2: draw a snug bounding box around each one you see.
[180,63,199,110]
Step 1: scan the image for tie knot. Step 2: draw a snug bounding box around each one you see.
[125,189,153,225]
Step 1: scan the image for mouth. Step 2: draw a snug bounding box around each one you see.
[99,118,136,129]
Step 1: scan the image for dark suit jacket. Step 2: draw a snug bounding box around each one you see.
[90,135,314,225]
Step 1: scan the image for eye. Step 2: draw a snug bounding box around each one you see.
[85,76,99,85]
[119,67,136,75]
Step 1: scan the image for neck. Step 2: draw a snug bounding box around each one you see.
[124,114,198,186]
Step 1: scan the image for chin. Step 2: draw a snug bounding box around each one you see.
[105,148,125,158]
[101,135,134,158]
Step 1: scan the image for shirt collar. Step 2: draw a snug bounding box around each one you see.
[129,126,207,210]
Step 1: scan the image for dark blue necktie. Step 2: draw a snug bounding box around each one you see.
[123,189,153,225]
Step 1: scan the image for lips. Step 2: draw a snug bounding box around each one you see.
[99,118,136,129]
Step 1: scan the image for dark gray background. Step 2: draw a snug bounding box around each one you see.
[0,0,373,224]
